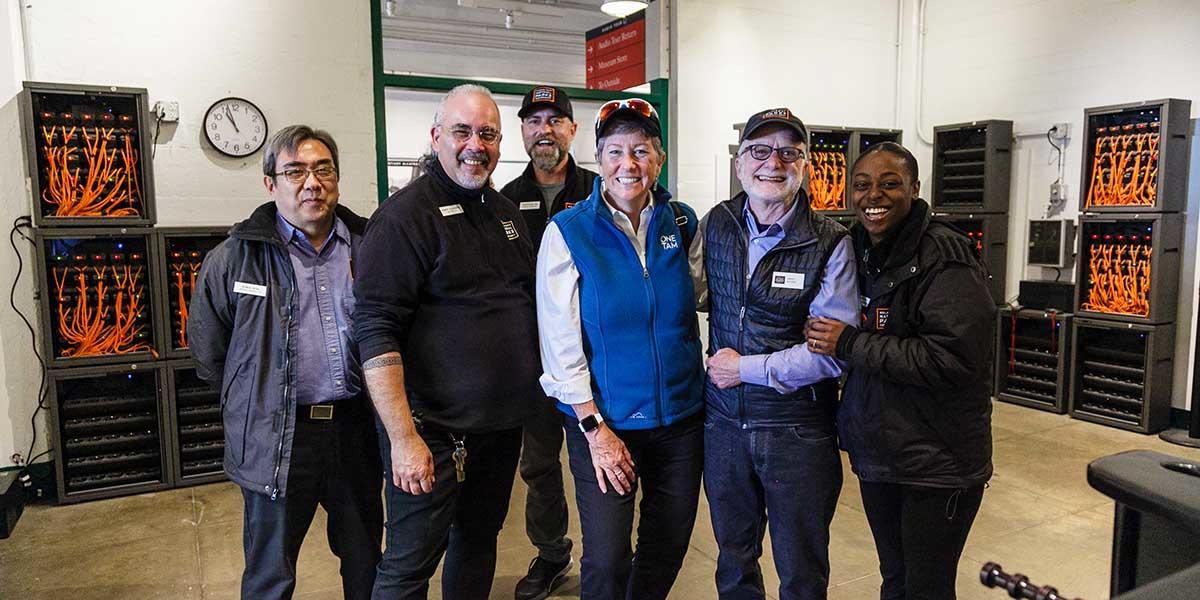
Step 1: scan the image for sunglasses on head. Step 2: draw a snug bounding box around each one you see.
[595,99,659,135]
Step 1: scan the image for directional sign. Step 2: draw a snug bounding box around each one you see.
[585,10,646,91]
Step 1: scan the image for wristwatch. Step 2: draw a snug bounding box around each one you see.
[578,412,605,434]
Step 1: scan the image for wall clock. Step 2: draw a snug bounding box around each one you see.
[203,97,268,158]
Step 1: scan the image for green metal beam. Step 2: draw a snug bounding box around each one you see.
[370,0,388,204]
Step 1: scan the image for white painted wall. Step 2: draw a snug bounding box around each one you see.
[905,0,1200,410]
[0,0,375,467]
[673,0,902,216]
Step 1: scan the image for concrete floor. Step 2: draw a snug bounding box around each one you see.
[3,401,1200,599]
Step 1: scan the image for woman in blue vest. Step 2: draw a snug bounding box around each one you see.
[535,98,704,600]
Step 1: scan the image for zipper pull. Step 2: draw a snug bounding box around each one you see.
[644,266,649,279]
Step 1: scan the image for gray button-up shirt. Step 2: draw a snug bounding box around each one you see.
[275,214,361,405]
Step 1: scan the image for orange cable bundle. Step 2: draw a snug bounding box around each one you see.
[1080,241,1152,317]
[807,151,845,211]
[39,124,143,218]
[53,259,153,357]
[1085,125,1160,208]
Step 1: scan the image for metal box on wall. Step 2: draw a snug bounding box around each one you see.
[931,120,1013,214]
[1073,213,1182,325]
[18,82,157,228]
[1079,98,1192,214]
[46,362,171,503]
[34,228,161,368]
[1068,317,1174,433]
[153,227,230,359]
[995,308,1072,413]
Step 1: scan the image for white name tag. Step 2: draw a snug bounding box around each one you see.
[771,271,805,290]
[519,201,541,211]
[233,281,267,297]
[439,204,464,217]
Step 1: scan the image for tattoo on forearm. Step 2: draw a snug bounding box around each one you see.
[363,355,403,370]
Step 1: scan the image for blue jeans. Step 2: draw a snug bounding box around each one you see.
[371,423,522,600]
[704,415,843,600]
[564,412,705,600]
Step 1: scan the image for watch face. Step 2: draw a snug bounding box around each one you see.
[203,97,267,157]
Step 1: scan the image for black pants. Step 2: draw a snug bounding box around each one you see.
[858,481,985,600]
[240,404,384,600]
[372,424,522,600]
[564,412,704,600]
[518,398,572,563]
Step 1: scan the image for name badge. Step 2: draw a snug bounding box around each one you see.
[519,201,540,211]
[770,271,805,290]
[233,281,267,297]
[439,204,464,217]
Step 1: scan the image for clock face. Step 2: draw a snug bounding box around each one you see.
[203,97,267,157]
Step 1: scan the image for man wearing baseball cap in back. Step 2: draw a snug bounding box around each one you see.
[501,84,597,600]
[702,107,859,600]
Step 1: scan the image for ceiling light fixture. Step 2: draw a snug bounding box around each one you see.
[600,0,648,18]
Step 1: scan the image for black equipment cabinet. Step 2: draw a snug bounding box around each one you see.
[18,81,157,228]
[995,309,1072,413]
[931,120,1013,214]
[1080,98,1192,214]
[933,212,1009,303]
[1087,450,1200,599]
[46,362,171,503]
[1068,318,1174,433]
[1074,213,1182,325]
[34,228,161,368]
[164,359,226,486]
[153,227,229,359]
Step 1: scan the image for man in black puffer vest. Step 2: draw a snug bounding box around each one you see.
[701,108,860,600]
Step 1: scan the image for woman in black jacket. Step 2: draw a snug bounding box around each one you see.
[806,142,994,600]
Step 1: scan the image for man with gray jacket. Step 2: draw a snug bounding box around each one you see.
[189,125,382,600]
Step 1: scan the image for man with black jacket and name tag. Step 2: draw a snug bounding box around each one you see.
[189,125,382,600]
[500,84,597,600]
[353,84,544,599]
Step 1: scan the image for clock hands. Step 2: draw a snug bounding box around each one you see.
[224,105,240,133]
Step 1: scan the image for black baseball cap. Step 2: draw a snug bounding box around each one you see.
[518,85,574,120]
[740,107,809,143]
[594,98,661,140]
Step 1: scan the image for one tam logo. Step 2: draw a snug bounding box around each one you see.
[660,234,678,249]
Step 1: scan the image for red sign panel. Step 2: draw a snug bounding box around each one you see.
[585,11,646,91]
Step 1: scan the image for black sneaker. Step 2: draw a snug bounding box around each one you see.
[514,556,572,600]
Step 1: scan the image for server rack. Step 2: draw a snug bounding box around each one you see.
[18,82,157,228]
[153,227,229,359]
[34,228,160,368]
[1068,318,1174,433]
[46,362,171,503]
[1073,213,1182,325]
[1080,99,1192,213]
[933,212,1009,303]
[164,360,225,486]
[931,120,1013,214]
[995,309,1072,413]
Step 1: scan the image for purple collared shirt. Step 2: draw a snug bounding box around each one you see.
[275,214,361,405]
[737,201,860,393]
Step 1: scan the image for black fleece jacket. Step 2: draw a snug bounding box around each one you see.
[352,159,543,432]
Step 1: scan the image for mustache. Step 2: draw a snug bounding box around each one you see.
[458,150,490,164]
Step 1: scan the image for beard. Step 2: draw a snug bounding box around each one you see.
[528,139,567,172]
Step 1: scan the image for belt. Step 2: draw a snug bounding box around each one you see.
[296,402,356,423]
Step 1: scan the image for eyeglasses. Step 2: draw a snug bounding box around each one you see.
[595,99,659,135]
[444,125,501,145]
[274,165,338,184]
[740,144,807,163]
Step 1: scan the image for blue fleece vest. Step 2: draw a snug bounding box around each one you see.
[552,179,704,430]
